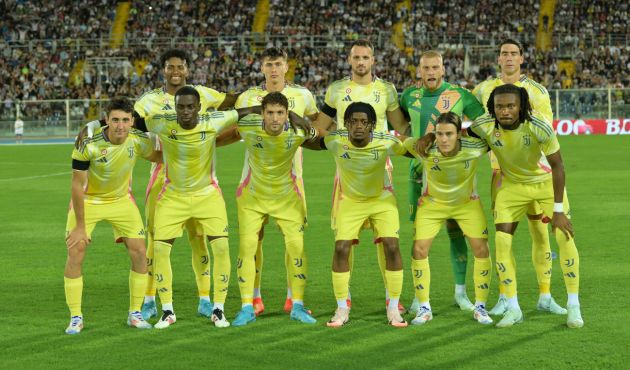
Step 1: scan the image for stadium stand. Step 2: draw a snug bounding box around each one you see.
[0,0,627,105]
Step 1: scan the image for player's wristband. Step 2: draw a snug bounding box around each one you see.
[553,202,564,213]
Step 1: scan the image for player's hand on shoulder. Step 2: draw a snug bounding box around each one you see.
[415,133,436,158]
[288,111,312,133]
[551,213,574,240]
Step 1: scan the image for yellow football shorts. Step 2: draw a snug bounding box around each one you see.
[491,168,542,215]
[154,189,228,240]
[236,188,306,240]
[333,194,399,241]
[66,196,145,242]
[414,197,488,240]
[494,177,571,224]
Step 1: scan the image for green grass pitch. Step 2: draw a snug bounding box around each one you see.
[0,135,628,369]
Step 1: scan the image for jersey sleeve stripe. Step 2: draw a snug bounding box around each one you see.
[530,118,554,136]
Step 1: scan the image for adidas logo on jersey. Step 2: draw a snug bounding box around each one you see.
[253,143,263,149]
[97,157,108,163]
[342,95,352,102]
[168,134,178,140]
[430,164,441,171]
[162,104,173,110]
[340,152,351,159]
[493,140,503,147]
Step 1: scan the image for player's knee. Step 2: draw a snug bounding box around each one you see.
[285,237,304,256]
[67,242,87,259]
[381,237,401,257]
[470,241,490,258]
[412,244,429,259]
[334,241,352,259]
[239,236,259,257]
[209,237,230,257]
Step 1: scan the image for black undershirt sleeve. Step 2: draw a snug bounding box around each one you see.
[133,112,148,132]
[320,103,337,120]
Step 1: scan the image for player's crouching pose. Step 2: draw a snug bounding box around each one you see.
[418,84,583,329]
[307,102,412,328]
[232,92,317,326]
[404,112,493,326]
[63,97,162,334]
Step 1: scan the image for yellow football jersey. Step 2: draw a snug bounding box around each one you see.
[236,115,307,199]
[135,85,227,175]
[469,114,559,184]
[473,76,553,170]
[323,77,399,133]
[324,131,407,201]
[472,75,553,123]
[234,83,318,117]
[145,110,239,195]
[135,85,226,118]
[404,137,488,206]
[72,128,153,203]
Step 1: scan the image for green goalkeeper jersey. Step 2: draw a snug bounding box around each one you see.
[399,81,485,179]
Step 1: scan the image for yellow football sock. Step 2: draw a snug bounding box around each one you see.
[237,236,257,305]
[129,270,148,312]
[411,258,430,303]
[555,229,580,295]
[528,219,552,294]
[473,257,492,304]
[495,231,517,298]
[145,233,157,296]
[284,249,292,293]
[64,276,83,317]
[332,271,350,301]
[286,238,307,301]
[254,239,263,292]
[189,233,211,297]
[210,237,230,304]
[385,269,403,301]
[153,240,173,304]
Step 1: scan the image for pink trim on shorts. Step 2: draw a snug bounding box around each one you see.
[236,168,252,198]
[145,163,162,201]
[539,162,552,173]
[157,166,170,201]
[492,169,503,189]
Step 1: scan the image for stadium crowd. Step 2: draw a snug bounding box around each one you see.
[0,0,627,105]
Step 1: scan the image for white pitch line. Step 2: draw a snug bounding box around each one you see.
[0,162,68,167]
[0,171,69,182]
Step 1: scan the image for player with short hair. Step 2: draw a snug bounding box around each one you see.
[314,39,411,313]
[310,102,410,328]
[135,48,238,321]
[473,39,566,316]
[231,47,319,316]
[400,50,486,313]
[63,97,161,334]
[403,112,492,326]
[134,87,258,329]
[232,92,316,326]
[464,85,582,328]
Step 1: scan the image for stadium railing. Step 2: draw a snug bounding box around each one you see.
[1,89,628,139]
[5,32,626,53]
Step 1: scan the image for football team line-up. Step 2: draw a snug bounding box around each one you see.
[62,38,583,334]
